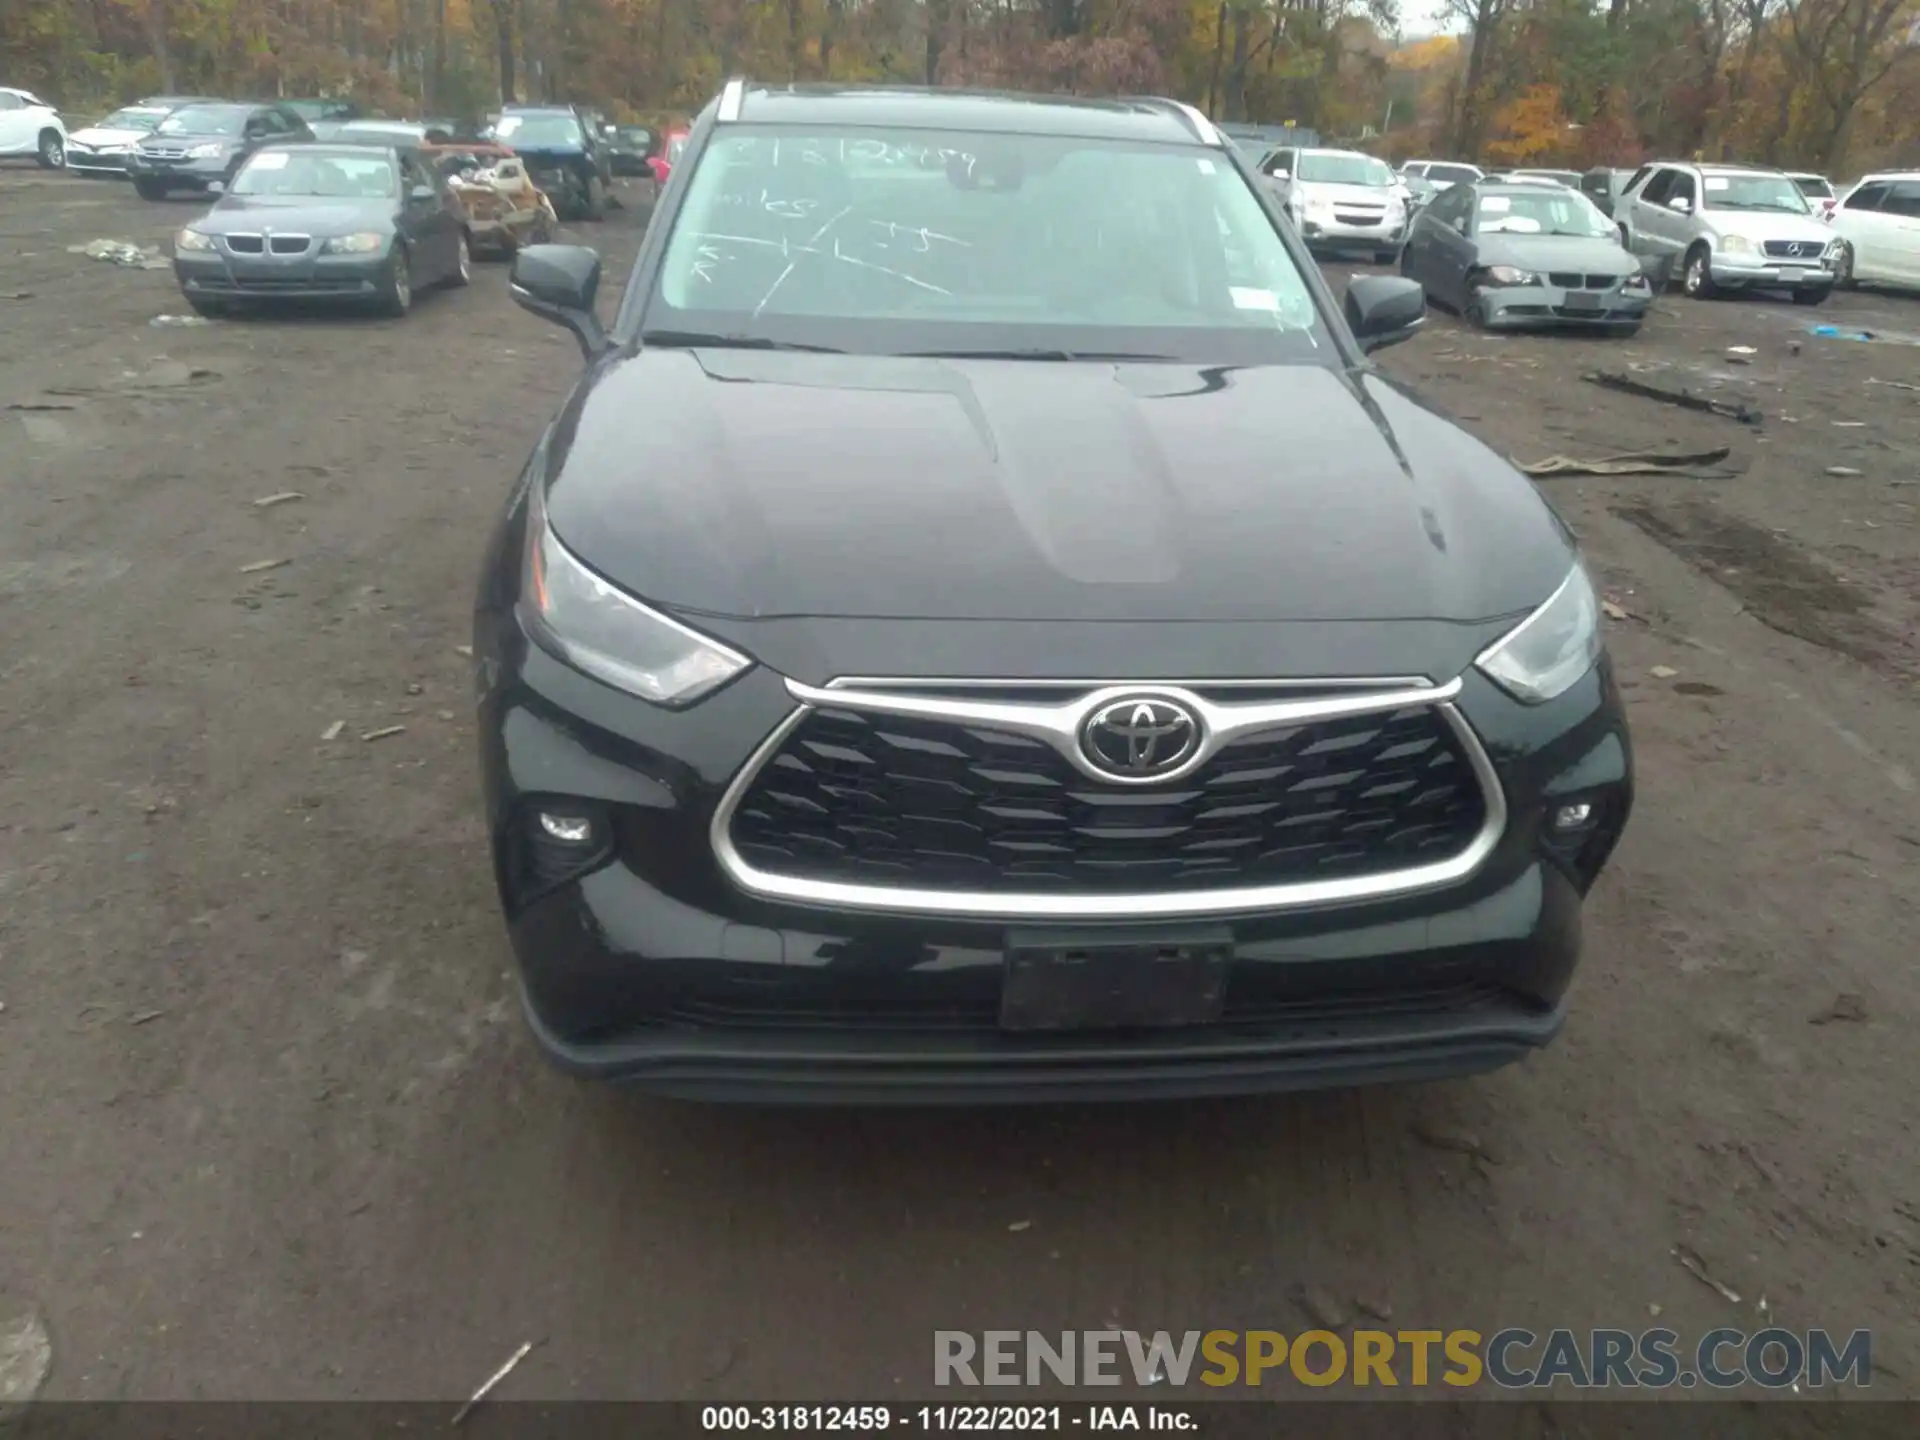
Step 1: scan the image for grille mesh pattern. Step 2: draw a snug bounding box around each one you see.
[728,703,1487,894]
[1547,272,1622,289]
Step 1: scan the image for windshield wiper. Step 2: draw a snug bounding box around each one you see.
[902,348,1175,362]
[640,330,843,353]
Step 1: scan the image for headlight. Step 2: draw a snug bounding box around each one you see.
[1718,234,1755,255]
[1305,195,1335,216]
[1475,565,1603,704]
[185,142,226,159]
[1482,265,1540,286]
[1622,272,1651,293]
[174,228,215,252]
[320,232,387,255]
[517,482,751,707]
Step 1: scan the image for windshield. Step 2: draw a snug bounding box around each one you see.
[643,124,1327,362]
[494,113,583,148]
[1791,175,1833,199]
[1518,170,1580,186]
[1297,153,1393,186]
[231,149,396,198]
[155,105,247,137]
[1476,189,1614,237]
[101,108,165,132]
[1703,173,1810,213]
[1426,164,1481,187]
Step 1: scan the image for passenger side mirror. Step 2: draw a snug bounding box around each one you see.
[510,244,608,360]
[1344,275,1426,354]
[1667,195,1692,214]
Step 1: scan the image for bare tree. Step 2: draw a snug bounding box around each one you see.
[1785,0,1919,171]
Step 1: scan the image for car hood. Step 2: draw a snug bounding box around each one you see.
[71,125,149,147]
[1704,208,1831,245]
[1478,233,1637,275]
[543,350,1573,629]
[138,131,234,148]
[197,195,396,234]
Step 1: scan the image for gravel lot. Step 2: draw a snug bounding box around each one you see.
[2,162,1917,1404]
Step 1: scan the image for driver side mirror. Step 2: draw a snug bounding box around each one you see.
[511,244,608,360]
[1344,275,1425,354]
[1667,195,1692,214]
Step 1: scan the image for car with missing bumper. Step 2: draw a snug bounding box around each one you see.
[475,81,1633,1104]
[171,141,470,317]
[490,104,612,220]
[427,140,559,257]
[1619,161,1837,303]
[1401,181,1653,333]
[128,101,315,198]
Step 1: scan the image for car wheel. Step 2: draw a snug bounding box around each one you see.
[377,246,412,318]
[583,174,605,221]
[1682,245,1717,299]
[1465,294,1490,329]
[134,176,168,201]
[1790,286,1831,307]
[1831,242,1855,290]
[37,129,66,169]
[448,232,472,287]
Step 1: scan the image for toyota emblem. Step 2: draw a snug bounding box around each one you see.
[1079,696,1202,781]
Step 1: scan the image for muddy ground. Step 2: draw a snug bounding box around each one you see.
[1,161,1917,1407]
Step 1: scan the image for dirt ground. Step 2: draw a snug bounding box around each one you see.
[2,160,1917,1406]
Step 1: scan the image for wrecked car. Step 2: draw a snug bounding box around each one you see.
[425,142,559,257]
[489,106,611,221]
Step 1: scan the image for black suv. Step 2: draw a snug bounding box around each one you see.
[128,101,313,198]
[477,81,1633,1103]
[491,103,612,219]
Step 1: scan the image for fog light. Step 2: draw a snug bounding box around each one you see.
[1552,802,1595,831]
[537,811,596,844]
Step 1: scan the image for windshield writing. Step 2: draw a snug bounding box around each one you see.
[1477,190,1612,237]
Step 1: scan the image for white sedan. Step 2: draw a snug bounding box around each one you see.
[1826,172,1920,292]
[0,85,66,168]
[64,104,171,176]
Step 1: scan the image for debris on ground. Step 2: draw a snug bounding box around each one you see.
[1585,370,1763,426]
[1810,992,1868,1025]
[321,720,345,741]
[150,314,209,328]
[1672,1245,1742,1305]
[1650,665,1680,679]
[129,1009,165,1026]
[1725,346,1755,365]
[1672,680,1725,697]
[1290,1283,1351,1331]
[6,401,77,412]
[0,1308,53,1411]
[1409,1118,1501,1164]
[451,1338,539,1427]
[454,644,474,658]
[1831,421,1865,427]
[1517,447,1733,478]
[239,558,290,574]
[1601,598,1633,621]
[67,238,170,270]
[1866,376,1919,393]
[1826,466,1864,477]
[360,725,406,743]
[253,492,304,508]
[1008,1220,1032,1232]
[0,290,32,301]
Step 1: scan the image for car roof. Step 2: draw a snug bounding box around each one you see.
[254,139,403,158]
[725,82,1217,146]
[1692,162,1787,175]
[1857,170,1920,182]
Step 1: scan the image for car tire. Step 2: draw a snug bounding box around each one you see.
[583,174,605,221]
[1831,242,1855,290]
[37,129,66,170]
[447,232,472,287]
[1790,287,1831,307]
[376,245,413,318]
[134,176,168,201]
[1465,295,1490,329]
[1682,245,1718,300]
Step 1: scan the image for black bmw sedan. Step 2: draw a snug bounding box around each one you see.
[475,82,1633,1104]
[171,142,471,317]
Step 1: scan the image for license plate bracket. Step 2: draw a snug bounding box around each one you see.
[1564,291,1603,312]
[1000,928,1232,1032]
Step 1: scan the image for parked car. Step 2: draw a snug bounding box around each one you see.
[1399,158,1484,191]
[0,86,67,168]
[1401,181,1652,334]
[1501,168,1581,188]
[1825,171,1920,291]
[171,140,470,317]
[1618,161,1837,304]
[64,103,171,176]
[1579,166,1637,218]
[646,127,689,185]
[605,124,654,176]
[479,80,1632,1102]
[1786,171,1837,218]
[127,101,314,199]
[1400,171,1439,212]
[491,104,612,219]
[282,99,362,125]
[1257,145,1409,263]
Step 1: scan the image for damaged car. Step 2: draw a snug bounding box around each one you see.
[426,140,559,257]
[491,105,612,221]
[1401,181,1653,334]
[64,103,171,177]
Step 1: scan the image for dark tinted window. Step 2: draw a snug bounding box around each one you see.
[1625,164,1653,196]
[1668,171,1697,205]
[1842,182,1889,212]
[1639,168,1675,205]
[1426,163,1481,187]
[1883,182,1920,218]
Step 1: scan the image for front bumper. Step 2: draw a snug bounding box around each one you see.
[475,529,1633,1101]
[174,249,389,302]
[1298,214,1407,249]
[65,148,133,176]
[1709,253,1833,290]
[127,153,229,188]
[1476,282,1653,330]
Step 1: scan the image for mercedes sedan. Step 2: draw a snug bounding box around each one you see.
[475,82,1633,1104]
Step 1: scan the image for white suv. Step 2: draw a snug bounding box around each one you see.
[1620,161,1837,303]
[0,86,66,169]
[1826,173,1920,292]
[1258,146,1409,263]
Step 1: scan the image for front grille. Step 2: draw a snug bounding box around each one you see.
[727,702,1487,895]
[224,233,264,254]
[227,276,362,292]
[141,145,190,159]
[1548,272,1620,289]
[268,234,311,255]
[1763,240,1823,259]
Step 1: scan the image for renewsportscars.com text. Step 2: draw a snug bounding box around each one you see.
[934,1328,1872,1391]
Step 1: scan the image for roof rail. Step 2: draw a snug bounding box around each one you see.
[1122,96,1223,147]
[717,76,746,123]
